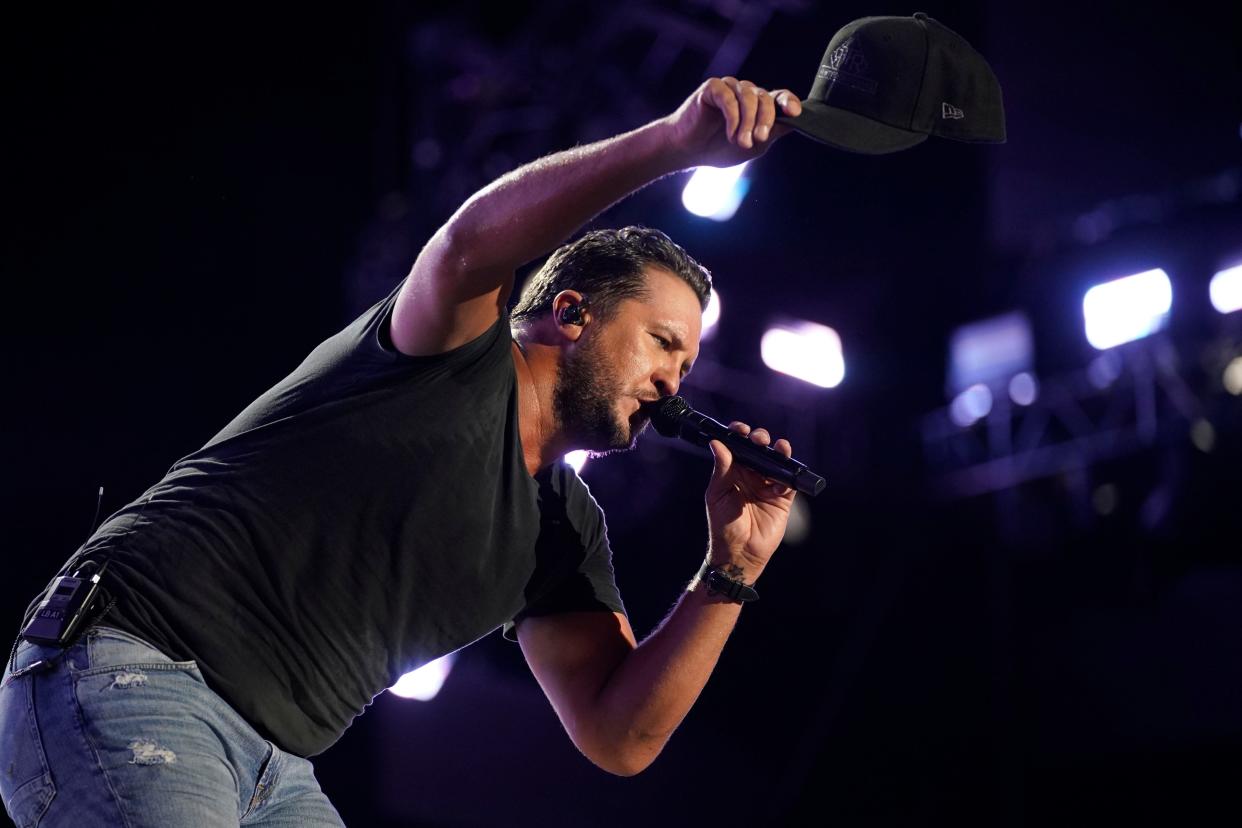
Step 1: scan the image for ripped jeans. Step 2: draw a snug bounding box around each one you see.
[0,626,344,827]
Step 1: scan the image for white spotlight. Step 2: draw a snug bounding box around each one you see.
[389,652,456,701]
[1082,268,1172,350]
[1210,264,1242,314]
[564,450,590,473]
[701,289,722,340]
[682,163,750,221]
[760,321,845,388]
[1224,356,1242,396]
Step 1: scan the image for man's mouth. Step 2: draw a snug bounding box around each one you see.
[635,397,661,415]
[629,398,656,429]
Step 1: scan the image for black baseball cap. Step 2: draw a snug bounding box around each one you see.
[777,12,1006,155]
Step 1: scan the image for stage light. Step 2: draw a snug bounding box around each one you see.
[948,383,993,427]
[389,653,456,701]
[1210,264,1242,314]
[760,321,845,388]
[682,163,750,221]
[564,450,589,473]
[782,496,811,546]
[1087,352,1123,389]
[1092,484,1119,516]
[947,311,1033,394]
[1008,372,1039,406]
[1224,356,1242,396]
[701,289,721,340]
[1190,419,1216,453]
[1082,268,1172,350]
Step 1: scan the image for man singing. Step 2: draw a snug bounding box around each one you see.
[2,77,804,826]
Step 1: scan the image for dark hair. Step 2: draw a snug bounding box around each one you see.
[510,226,712,325]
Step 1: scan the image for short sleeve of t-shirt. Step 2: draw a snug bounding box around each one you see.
[502,461,625,641]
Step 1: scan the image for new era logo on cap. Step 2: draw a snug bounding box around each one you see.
[942,102,965,120]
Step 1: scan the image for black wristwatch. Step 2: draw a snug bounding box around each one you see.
[705,568,760,603]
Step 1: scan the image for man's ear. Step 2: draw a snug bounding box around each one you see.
[552,290,590,342]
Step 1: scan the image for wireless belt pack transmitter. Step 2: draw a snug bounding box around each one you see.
[21,561,108,647]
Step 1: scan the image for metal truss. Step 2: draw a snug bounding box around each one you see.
[921,333,1242,499]
[345,0,808,316]
[400,0,805,213]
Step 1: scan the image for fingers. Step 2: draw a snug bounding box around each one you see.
[707,438,734,487]
[721,77,760,149]
[728,422,793,458]
[704,78,741,141]
[772,89,803,118]
[717,422,797,498]
[712,78,796,150]
[755,86,776,142]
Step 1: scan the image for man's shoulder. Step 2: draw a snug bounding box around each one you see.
[541,461,606,525]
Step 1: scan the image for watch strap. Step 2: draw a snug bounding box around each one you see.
[704,567,760,603]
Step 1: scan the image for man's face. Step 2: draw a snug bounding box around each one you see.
[553,267,703,454]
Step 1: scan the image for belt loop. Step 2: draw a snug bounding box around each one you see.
[66,628,95,671]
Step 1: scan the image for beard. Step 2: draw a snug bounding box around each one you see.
[552,336,647,455]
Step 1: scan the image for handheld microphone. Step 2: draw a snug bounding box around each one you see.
[646,396,826,497]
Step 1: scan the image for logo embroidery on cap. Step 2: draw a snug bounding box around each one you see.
[816,38,878,95]
[942,102,965,120]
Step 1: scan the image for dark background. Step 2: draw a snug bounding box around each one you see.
[4,2,1241,825]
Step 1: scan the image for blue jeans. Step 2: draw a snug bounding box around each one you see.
[0,626,344,827]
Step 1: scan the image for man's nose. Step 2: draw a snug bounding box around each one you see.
[653,368,680,398]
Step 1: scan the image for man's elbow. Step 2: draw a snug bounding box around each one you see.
[582,730,668,777]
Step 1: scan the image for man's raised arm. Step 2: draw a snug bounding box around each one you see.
[519,422,797,776]
[390,78,802,356]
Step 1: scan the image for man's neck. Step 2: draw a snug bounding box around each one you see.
[510,335,570,476]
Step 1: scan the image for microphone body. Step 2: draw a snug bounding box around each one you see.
[648,396,826,497]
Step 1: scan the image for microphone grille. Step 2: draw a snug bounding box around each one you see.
[648,395,690,438]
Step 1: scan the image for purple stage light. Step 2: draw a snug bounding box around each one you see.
[948,383,994,428]
[947,311,1033,395]
[760,321,845,388]
[1087,352,1123,389]
[564,450,589,473]
[1008,371,1039,406]
[1082,268,1172,350]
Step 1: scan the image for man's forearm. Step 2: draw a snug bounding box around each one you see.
[440,118,691,279]
[593,570,755,775]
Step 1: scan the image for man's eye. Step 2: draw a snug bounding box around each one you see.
[651,334,671,350]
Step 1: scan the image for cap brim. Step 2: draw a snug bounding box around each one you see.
[777,100,927,155]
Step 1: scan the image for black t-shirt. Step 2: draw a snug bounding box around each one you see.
[85,283,625,757]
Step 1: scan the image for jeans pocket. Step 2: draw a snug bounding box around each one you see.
[0,674,56,828]
[86,627,202,680]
